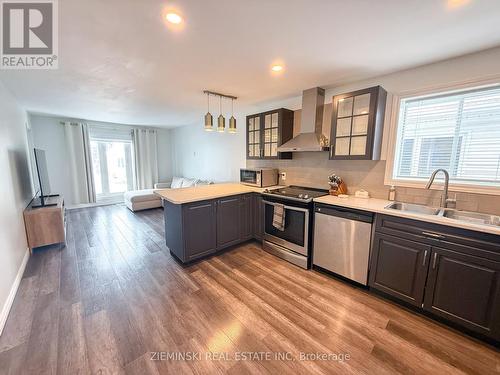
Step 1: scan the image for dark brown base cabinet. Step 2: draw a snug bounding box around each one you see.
[424,247,500,339]
[164,193,263,263]
[240,194,253,241]
[369,215,500,341]
[252,194,264,241]
[216,196,242,248]
[369,233,430,307]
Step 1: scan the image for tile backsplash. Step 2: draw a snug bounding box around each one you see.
[395,187,500,215]
[247,153,388,196]
[247,153,500,215]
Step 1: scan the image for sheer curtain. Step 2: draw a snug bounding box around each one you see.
[64,122,96,204]
[132,128,158,189]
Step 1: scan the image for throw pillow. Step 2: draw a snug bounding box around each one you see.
[181,178,199,188]
[170,176,184,189]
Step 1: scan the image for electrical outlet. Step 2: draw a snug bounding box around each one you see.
[280,172,286,181]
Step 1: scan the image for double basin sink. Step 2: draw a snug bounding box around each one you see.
[386,202,500,227]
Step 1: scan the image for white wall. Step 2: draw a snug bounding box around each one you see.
[0,81,33,332]
[29,115,73,203]
[247,47,500,210]
[258,46,500,161]
[29,114,174,205]
[170,47,500,186]
[170,118,246,182]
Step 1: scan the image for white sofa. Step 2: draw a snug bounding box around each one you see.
[124,177,213,212]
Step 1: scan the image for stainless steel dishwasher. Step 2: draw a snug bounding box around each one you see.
[313,204,373,285]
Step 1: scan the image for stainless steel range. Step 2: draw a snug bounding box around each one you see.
[261,186,328,269]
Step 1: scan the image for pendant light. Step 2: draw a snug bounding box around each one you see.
[228,98,236,134]
[217,96,225,132]
[204,92,213,131]
[203,90,237,132]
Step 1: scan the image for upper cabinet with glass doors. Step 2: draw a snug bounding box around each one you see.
[330,86,387,160]
[246,108,294,160]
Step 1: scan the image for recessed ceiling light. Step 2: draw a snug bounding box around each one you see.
[447,0,470,9]
[166,12,182,24]
[271,64,283,72]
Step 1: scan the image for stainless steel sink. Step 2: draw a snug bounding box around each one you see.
[385,201,500,228]
[385,202,441,216]
[441,209,500,227]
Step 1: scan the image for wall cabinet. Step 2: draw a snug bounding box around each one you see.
[246,108,294,160]
[330,86,386,160]
[370,214,500,341]
[164,193,265,263]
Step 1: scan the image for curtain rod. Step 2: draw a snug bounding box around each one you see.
[59,121,163,132]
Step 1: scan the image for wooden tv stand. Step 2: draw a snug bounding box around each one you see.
[24,196,66,252]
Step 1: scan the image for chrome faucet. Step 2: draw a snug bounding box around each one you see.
[425,169,455,208]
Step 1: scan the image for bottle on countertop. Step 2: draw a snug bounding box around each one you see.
[388,185,396,201]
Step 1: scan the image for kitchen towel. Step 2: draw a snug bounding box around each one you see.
[272,204,286,231]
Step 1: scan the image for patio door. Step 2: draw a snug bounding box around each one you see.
[89,128,134,203]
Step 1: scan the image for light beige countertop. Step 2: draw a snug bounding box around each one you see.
[314,195,500,236]
[155,183,283,205]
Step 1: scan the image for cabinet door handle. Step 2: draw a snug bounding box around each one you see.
[422,250,428,266]
[432,253,438,269]
[422,231,445,240]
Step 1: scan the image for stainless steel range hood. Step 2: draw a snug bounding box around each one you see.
[278,87,327,152]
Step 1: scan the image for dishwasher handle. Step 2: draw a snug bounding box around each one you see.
[315,204,373,223]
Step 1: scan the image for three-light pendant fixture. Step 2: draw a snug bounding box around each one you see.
[203,90,237,133]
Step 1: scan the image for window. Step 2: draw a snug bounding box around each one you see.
[89,127,134,203]
[393,85,500,188]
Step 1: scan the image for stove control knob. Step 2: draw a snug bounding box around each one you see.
[304,194,309,199]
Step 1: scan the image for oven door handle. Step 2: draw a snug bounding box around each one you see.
[262,200,310,213]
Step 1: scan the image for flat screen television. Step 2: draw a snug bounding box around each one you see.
[32,148,58,207]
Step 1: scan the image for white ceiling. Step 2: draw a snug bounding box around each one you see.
[1,0,500,127]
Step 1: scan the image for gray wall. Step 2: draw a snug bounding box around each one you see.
[0,81,33,330]
[29,114,173,206]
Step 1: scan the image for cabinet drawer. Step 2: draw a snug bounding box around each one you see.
[375,214,500,261]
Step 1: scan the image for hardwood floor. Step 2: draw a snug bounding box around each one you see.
[0,204,499,374]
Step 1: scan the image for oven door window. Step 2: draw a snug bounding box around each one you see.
[264,203,305,247]
[240,170,257,184]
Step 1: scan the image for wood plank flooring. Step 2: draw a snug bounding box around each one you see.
[0,204,499,374]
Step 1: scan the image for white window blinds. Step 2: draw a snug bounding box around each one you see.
[89,126,133,142]
[393,85,500,186]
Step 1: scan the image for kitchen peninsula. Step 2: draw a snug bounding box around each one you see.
[155,183,277,263]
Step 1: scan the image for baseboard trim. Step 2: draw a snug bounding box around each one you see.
[0,248,30,336]
[67,201,123,210]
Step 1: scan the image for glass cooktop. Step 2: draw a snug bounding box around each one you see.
[262,186,328,201]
